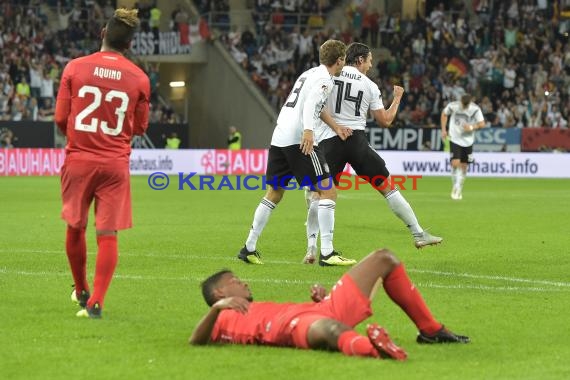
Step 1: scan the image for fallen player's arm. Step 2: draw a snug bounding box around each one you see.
[189,307,222,345]
[189,297,250,345]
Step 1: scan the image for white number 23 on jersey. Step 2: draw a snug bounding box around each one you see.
[74,85,129,136]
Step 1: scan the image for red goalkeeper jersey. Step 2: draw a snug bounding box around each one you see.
[55,51,150,163]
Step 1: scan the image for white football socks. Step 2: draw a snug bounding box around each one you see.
[385,189,423,235]
[245,198,276,252]
[318,199,336,256]
[306,197,319,250]
[458,168,466,191]
[452,167,463,192]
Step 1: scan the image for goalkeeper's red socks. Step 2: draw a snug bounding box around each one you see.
[88,235,118,309]
[383,264,442,335]
[66,226,89,295]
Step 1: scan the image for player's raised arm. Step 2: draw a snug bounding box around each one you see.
[371,85,404,127]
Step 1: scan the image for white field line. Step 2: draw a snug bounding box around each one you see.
[4,248,570,287]
[406,268,570,288]
[0,267,567,293]
[1,247,570,292]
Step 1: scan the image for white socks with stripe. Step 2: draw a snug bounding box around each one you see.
[306,197,319,250]
[245,198,276,252]
[385,189,423,235]
[318,199,336,256]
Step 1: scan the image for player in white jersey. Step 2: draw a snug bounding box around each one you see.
[303,42,443,264]
[238,40,356,267]
[440,94,485,200]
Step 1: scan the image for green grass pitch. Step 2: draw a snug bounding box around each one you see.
[1,175,569,379]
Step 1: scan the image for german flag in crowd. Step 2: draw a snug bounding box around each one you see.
[446,57,469,78]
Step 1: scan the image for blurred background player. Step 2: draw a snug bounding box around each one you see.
[304,42,443,264]
[440,94,485,200]
[237,40,355,267]
[190,247,469,358]
[55,8,150,318]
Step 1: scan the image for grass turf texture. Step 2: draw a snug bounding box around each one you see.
[1,175,569,380]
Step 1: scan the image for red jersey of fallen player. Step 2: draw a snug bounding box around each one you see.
[210,275,373,347]
[55,51,150,163]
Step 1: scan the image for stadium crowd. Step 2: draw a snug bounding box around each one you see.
[4,0,570,130]
[208,0,570,129]
[0,0,179,124]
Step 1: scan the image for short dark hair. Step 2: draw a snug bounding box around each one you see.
[201,270,232,306]
[461,94,472,107]
[346,42,371,65]
[105,8,140,51]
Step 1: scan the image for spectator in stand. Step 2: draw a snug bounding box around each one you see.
[148,63,160,103]
[38,97,55,121]
[11,97,24,121]
[150,105,163,123]
[546,104,568,129]
[0,90,9,120]
[149,2,161,34]
[57,1,72,32]
[1,128,16,148]
[29,60,43,100]
[40,70,54,105]
[103,0,115,19]
[171,3,182,31]
[70,2,84,28]
[368,8,380,48]
[16,76,31,101]
[25,96,39,121]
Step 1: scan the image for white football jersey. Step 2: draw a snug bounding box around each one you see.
[315,66,383,142]
[271,65,334,147]
[443,101,485,147]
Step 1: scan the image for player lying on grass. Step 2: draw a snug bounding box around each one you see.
[189,248,469,359]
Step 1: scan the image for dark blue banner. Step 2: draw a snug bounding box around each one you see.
[365,126,443,151]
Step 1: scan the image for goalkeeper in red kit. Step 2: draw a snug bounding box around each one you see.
[54,8,150,318]
[189,248,469,359]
